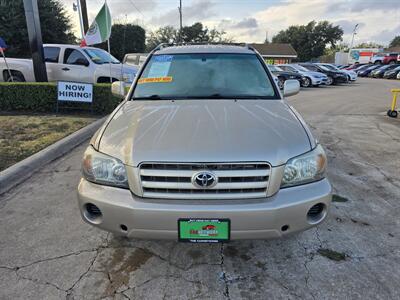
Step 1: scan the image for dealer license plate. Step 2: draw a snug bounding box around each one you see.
[178,219,230,243]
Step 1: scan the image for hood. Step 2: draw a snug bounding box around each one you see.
[99,100,312,167]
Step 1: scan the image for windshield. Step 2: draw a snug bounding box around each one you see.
[132,53,277,100]
[318,65,332,71]
[292,64,309,72]
[268,65,283,72]
[324,64,339,71]
[83,48,120,64]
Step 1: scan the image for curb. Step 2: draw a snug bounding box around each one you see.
[0,117,107,195]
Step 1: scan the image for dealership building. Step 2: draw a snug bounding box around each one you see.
[250,43,298,64]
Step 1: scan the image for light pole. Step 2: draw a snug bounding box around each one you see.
[349,24,359,51]
[348,24,359,64]
[178,0,182,42]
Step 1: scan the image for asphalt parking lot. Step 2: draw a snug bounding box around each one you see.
[1,78,400,300]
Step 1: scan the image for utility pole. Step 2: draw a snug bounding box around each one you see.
[75,0,84,39]
[79,0,89,34]
[178,0,182,42]
[23,0,48,82]
[349,24,359,51]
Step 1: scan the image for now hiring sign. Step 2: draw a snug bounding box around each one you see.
[57,81,93,103]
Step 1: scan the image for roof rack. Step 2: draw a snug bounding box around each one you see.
[153,42,255,52]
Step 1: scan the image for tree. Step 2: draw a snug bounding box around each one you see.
[389,36,400,48]
[146,26,178,51]
[146,22,231,51]
[354,42,383,49]
[109,24,145,60]
[0,0,76,58]
[272,21,343,61]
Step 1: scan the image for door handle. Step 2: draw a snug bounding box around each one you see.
[62,67,70,71]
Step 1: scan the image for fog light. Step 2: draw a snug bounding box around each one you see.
[83,203,102,224]
[307,203,326,224]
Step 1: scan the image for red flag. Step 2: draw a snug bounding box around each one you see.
[80,39,87,47]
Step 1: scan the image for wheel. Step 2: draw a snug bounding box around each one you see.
[302,77,311,87]
[278,77,285,90]
[325,76,333,86]
[387,110,398,118]
[389,60,396,65]
[374,60,381,65]
[6,74,25,82]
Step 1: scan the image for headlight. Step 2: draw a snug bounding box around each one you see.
[82,146,129,188]
[281,144,327,188]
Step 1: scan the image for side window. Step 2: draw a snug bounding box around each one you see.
[44,47,60,63]
[64,49,89,66]
[307,65,317,71]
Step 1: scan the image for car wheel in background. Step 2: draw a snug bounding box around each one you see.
[389,60,396,65]
[387,110,398,118]
[278,77,285,90]
[302,77,311,87]
[325,76,333,86]
[374,61,382,65]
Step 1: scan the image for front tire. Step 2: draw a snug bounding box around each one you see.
[278,77,285,90]
[302,77,311,87]
[325,76,333,86]
[7,74,25,82]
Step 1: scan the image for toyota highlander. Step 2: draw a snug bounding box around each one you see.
[77,44,332,243]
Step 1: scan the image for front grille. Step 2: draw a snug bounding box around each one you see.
[139,162,271,199]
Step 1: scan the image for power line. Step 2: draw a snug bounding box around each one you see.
[127,0,145,18]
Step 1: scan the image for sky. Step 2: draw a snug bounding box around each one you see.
[62,0,400,47]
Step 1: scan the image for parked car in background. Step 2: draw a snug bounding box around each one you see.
[358,65,381,77]
[344,63,363,70]
[123,53,148,68]
[299,63,347,85]
[397,72,400,79]
[383,65,400,79]
[369,64,400,78]
[371,52,399,65]
[353,64,371,74]
[278,64,328,87]
[317,63,357,82]
[268,65,304,89]
[0,44,138,83]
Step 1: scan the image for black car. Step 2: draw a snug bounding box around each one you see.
[358,65,381,77]
[268,65,304,89]
[370,64,400,78]
[383,65,400,79]
[299,63,348,85]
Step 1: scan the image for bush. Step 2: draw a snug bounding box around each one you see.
[0,82,121,114]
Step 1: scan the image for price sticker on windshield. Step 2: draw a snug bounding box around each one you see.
[147,55,173,78]
[137,76,173,84]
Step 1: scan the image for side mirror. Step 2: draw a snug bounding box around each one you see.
[111,81,127,98]
[283,79,300,97]
[76,58,89,66]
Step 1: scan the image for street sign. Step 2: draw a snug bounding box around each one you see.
[57,81,93,103]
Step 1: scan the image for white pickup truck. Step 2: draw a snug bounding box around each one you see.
[0,44,138,83]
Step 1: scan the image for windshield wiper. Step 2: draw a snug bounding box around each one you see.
[132,95,167,100]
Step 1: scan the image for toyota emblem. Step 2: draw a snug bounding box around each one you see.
[192,171,217,188]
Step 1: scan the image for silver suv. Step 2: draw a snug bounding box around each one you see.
[77,44,331,243]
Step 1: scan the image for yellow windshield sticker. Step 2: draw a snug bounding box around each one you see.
[138,76,173,84]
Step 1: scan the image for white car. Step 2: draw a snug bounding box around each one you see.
[278,64,328,87]
[0,44,138,83]
[317,63,357,82]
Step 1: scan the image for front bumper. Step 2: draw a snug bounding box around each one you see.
[77,178,332,240]
[333,76,348,83]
